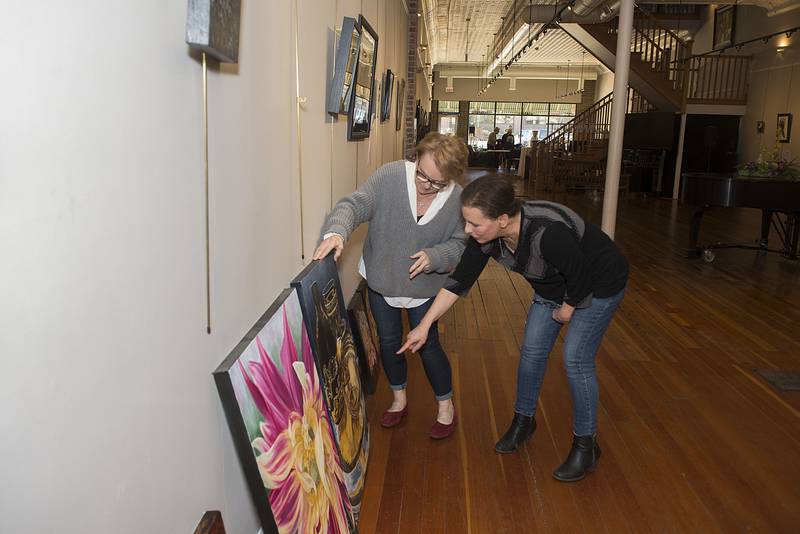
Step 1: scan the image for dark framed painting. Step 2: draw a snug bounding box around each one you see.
[395,77,406,131]
[347,280,380,394]
[214,288,355,534]
[327,17,360,115]
[380,69,395,123]
[291,257,369,521]
[713,5,736,49]
[777,113,792,143]
[185,0,242,63]
[347,15,379,140]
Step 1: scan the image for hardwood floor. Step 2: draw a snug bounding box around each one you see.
[357,173,800,534]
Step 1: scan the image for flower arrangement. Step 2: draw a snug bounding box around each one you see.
[738,138,799,180]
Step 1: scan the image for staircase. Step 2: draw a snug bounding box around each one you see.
[561,6,750,111]
[535,88,652,192]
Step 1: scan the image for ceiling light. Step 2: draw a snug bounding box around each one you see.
[777,46,786,52]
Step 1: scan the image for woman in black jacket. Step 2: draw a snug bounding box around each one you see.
[398,176,628,481]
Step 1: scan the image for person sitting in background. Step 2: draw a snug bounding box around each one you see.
[313,132,468,440]
[499,128,514,170]
[488,127,500,149]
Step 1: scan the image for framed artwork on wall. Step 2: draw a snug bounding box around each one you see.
[395,77,406,131]
[713,5,736,49]
[347,280,380,394]
[777,113,792,143]
[213,289,355,534]
[290,257,369,521]
[347,15,379,140]
[185,0,242,63]
[380,69,395,122]
[327,17,360,115]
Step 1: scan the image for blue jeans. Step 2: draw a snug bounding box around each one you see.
[515,288,625,436]
[367,288,453,401]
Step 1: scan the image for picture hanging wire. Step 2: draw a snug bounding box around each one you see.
[202,51,211,334]
[293,0,306,261]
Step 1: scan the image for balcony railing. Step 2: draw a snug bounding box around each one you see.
[685,54,750,105]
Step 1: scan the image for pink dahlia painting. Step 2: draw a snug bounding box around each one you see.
[214,289,355,534]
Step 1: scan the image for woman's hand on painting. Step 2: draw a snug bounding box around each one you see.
[552,303,575,324]
[397,324,430,354]
[409,250,431,279]
[313,234,344,261]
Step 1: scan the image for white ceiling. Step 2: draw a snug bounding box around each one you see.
[421,1,603,68]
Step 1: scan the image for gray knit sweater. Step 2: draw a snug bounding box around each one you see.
[321,160,466,298]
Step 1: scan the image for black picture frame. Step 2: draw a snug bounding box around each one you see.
[290,257,369,521]
[713,5,736,50]
[380,69,395,122]
[347,280,380,394]
[395,77,406,131]
[347,15,379,140]
[777,113,792,143]
[327,17,360,115]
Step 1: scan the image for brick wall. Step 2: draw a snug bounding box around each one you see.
[576,80,597,115]
[404,0,418,158]
[456,100,470,142]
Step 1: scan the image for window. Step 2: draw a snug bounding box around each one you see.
[438,100,459,113]
[466,101,576,149]
[438,115,457,135]
[470,115,496,148]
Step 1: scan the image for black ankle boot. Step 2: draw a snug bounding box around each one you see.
[495,413,536,453]
[552,435,601,482]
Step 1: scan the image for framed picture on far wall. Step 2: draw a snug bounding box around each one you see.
[777,113,792,143]
[395,77,406,131]
[327,17,360,115]
[713,5,736,49]
[380,69,395,122]
[347,15,379,140]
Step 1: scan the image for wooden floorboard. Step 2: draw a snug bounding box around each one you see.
[358,175,800,533]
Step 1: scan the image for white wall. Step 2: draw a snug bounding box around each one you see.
[689,5,800,162]
[594,71,615,102]
[0,1,407,533]
[739,45,799,162]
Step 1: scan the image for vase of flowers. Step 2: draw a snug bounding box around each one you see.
[738,139,799,180]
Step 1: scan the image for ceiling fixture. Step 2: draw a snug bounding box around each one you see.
[465,17,470,62]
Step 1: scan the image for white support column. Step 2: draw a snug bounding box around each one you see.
[601,0,634,240]
[672,112,688,199]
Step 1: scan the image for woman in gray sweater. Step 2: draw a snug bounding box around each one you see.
[313,133,468,439]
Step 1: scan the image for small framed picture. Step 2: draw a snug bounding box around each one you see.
[756,120,765,134]
[713,5,736,49]
[777,113,792,143]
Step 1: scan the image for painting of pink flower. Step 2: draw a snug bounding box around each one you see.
[215,289,354,534]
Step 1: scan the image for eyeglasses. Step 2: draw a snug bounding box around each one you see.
[415,166,449,191]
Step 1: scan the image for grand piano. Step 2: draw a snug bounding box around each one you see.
[682,172,800,262]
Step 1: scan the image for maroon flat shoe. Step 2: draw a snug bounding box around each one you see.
[430,408,458,439]
[380,407,407,428]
